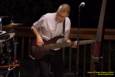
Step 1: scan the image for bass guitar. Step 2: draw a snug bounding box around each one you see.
[31,36,95,60]
[31,36,71,59]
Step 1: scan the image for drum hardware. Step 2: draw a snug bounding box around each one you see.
[13,41,18,63]
[0,33,15,65]
[0,32,19,77]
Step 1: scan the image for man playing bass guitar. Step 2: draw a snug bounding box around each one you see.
[31,4,71,77]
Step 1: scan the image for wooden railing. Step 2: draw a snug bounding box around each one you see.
[2,26,115,77]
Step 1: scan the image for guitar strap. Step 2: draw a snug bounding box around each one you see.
[63,19,65,36]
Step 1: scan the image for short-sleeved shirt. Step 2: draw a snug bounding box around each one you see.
[32,13,71,41]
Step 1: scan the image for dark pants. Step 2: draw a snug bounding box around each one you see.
[50,49,64,77]
[30,49,64,77]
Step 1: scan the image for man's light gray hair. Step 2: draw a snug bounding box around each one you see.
[57,4,70,15]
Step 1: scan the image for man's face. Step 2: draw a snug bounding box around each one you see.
[56,12,66,23]
[56,4,70,23]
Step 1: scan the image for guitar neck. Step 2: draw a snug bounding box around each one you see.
[43,40,96,49]
[43,42,70,49]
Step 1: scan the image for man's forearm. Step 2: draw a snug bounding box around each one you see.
[31,26,42,39]
[64,31,70,40]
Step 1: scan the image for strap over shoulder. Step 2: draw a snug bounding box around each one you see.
[63,19,65,35]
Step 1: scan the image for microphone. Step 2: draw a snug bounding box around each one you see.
[79,2,85,7]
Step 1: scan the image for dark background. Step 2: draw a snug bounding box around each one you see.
[0,1,114,76]
[0,0,114,28]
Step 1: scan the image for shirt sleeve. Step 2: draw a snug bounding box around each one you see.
[32,15,46,29]
[64,17,71,39]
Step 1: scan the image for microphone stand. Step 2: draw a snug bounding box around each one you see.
[75,5,84,77]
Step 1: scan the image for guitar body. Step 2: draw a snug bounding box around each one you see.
[31,45,50,60]
[31,36,63,60]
